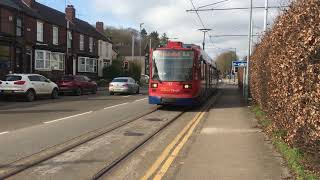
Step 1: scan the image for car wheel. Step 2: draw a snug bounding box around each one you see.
[110,92,114,95]
[25,89,36,102]
[75,88,82,96]
[51,88,59,99]
[92,86,97,94]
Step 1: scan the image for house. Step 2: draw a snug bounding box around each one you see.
[95,21,113,78]
[116,45,145,75]
[0,0,112,80]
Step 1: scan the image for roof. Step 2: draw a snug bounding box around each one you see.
[9,0,111,42]
[0,0,20,10]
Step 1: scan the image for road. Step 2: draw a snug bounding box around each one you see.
[0,89,154,165]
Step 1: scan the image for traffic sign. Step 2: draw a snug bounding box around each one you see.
[232,61,247,67]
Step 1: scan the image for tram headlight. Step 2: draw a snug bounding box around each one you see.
[183,84,192,89]
[151,83,158,88]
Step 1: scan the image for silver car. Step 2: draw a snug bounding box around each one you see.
[109,77,140,95]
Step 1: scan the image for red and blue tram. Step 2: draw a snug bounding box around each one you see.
[148,41,219,106]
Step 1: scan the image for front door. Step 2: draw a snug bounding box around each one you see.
[15,48,23,73]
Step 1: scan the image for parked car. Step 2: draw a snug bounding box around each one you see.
[57,75,97,96]
[109,77,139,95]
[0,74,59,102]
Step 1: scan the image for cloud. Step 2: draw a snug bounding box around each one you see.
[93,0,290,58]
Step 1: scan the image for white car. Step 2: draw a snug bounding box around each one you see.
[109,77,140,95]
[0,74,59,102]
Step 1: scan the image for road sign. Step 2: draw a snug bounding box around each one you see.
[232,61,247,67]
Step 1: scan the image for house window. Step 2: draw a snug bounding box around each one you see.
[37,21,43,42]
[67,31,72,49]
[35,50,50,70]
[78,57,97,73]
[53,26,59,45]
[51,52,64,70]
[79,34,84,51]
[16,18,23,37]
[103,59,111,67]
[89,37,93,53]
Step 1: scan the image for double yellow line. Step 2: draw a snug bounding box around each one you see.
[141,101,213,180]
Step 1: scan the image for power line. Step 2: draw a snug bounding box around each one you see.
[186,6,289,12]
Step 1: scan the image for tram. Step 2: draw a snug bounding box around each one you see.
[149,41,219,106]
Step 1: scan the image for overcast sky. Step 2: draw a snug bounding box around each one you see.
[38,0,290,59]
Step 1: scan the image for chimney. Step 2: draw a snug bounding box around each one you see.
[96,22,104,33]
[65,5,75,22]
[21,0,35,7]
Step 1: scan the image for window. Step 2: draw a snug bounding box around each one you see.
[53,26,59,45]
[35,50,51,70]
[28,75,41,82]
[89,37,93,52]
[51,52,64,70]
[79,34,84,51]
[16,18,23,37]
[67,31,72,49]
[78,57,97,73]
[37,21,43,42]
[103,59,111,67]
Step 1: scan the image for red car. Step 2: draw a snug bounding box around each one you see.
[57,75,97,96]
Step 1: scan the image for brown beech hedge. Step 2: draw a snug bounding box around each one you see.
[250,0,320,157]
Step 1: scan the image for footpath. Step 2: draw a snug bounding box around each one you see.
[165,84,292,180]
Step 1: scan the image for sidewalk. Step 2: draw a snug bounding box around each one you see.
[168,85,291,180]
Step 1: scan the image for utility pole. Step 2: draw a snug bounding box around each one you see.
[245,0,253,102]
[264,0,269,32]
[199,28,212,50]
[132,34,135,61]
[139,23,144,58]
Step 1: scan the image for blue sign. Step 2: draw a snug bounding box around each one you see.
[232,61,247,67]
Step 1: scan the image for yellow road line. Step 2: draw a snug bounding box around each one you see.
[153,111,206,180]
[141,102,211,180]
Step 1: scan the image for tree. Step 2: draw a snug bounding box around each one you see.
[103,58,123,81]
[149,31,160,48]
[215,51,238,77]
[160,33,169,46]
[140,28,147,38]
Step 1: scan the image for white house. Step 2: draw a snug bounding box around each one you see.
[96,22,113,77]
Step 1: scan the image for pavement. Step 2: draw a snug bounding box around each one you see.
[163,84,292,180]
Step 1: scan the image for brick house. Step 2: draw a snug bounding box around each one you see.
[0,0,111,81]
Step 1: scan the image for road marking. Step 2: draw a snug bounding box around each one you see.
[104,102,129,110]
[153,111,206,180]
[134,98,147,102]
[44,111,93,124]
[123,95,131,98]
[141,110,205,180]
[0,131,9,135]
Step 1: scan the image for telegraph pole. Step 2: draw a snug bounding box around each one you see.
[139,23,144,58]
[245,0,253,102]
[132,34,135,61]
[198,28,212,50]
[264,0,269,31]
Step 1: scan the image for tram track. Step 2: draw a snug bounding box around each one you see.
[0,106,160,179]
[0,93,219,180]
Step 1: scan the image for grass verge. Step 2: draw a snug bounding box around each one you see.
[251,105,319,180]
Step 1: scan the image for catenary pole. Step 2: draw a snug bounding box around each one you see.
[264,0,269,31]
[245,0,253,102]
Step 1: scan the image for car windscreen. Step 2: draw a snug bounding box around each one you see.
[152,50,194,82]
[112,79,128,82]
[2,75,22,81]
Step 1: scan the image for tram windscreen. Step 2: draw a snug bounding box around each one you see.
[152,50,194,81]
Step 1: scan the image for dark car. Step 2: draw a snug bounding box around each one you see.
[57,75,97,96]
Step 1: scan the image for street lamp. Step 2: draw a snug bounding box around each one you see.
[198,28,212,50]
[139,23,144,58]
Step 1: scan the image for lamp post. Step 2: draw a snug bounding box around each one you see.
[198,28,212,50]
[139,23,144,58]
[245,0,253,102]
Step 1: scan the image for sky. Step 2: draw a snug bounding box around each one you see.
[37,0,291,59]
